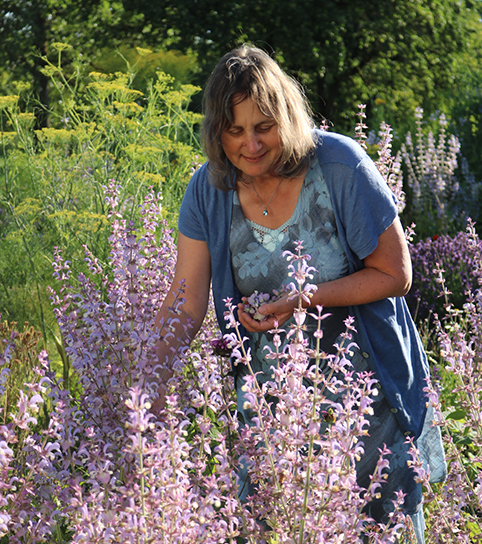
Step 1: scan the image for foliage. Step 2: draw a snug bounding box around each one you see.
[445,8,482,181]
[0,320,42,421]
[91,46,197,94]
[0,1,197,128]
[117,0,482,133]
[2,1,482,159]
[0,50,202,344]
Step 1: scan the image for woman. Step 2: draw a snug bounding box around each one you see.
[154,45,435,542]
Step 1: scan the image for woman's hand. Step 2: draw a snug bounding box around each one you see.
[237,293,298,332]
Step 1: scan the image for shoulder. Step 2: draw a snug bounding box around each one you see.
[311,129,397,233]
[184,162,226,207]
[312,129,386,192]
[313,129,367,170]
[187,162,234,197]
[187,161,213,191]
[180,160,233,234]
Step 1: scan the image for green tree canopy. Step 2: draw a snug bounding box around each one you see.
[120,0,481,131]
[1,0,481,170]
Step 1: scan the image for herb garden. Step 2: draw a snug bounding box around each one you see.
[0,46,481,543]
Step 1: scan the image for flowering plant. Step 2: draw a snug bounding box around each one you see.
[406,222,482,325]
[400,108,479,239]
[0,188,413,542]
[405,219,482,543]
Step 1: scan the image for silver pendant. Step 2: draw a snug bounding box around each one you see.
[263,209,268,216]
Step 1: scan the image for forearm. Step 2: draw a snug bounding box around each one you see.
[309,218,412,308]
[154,287,202,365]
[150,283,208,410]
[148,235,211,410]
[308,265,411,309]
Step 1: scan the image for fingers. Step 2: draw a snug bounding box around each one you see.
[238,307,275,332]
[261,297,296,322]
[238,303,277,331]
[237,300,295,332]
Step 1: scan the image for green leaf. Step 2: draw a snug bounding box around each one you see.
[447,409,466,420]
[468,521,482,537]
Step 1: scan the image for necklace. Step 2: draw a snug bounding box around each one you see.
[251,177,283,216]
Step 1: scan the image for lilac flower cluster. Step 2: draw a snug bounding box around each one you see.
[354,104,405,214]
[375,122,405,215]
[6,174,482,541]
[406,222,482,324]
[0,202,414,542]
[400,108,479,238]
[402,109,460,216]
[0,183,255,542]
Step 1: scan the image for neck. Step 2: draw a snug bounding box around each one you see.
[250,176,283,216]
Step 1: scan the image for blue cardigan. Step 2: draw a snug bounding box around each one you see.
[179,130,429,438]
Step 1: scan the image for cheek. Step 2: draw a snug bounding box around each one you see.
[269,132,281,149]
[221,137,237,158]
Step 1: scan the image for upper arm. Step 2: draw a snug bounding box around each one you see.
[363,217,412,295]
[169,233,212,332]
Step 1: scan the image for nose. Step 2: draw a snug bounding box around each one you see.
[243,131,262,154]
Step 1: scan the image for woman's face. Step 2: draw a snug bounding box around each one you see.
[221,97,281,182]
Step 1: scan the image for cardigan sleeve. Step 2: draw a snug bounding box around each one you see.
[178,165,208,242]
[316,131,398,264]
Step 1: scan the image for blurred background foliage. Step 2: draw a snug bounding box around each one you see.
[0,47,202,351]
[1,0,481,177]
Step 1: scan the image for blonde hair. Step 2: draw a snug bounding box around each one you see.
[202,45,315,190]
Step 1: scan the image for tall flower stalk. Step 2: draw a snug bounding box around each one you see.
[223,242,407,543]
[401,108,466,238]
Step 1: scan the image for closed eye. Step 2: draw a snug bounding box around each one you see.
[225,122,276,137]
[226,127,243,136]
[256,123,276,133]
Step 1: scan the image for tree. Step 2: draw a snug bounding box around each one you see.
[121,0,482,134]
[0,0,165,125]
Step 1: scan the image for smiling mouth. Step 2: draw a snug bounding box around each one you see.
[244,152,266,162]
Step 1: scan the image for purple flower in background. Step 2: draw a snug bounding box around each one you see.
[211,336,232,357]
[406,221,482,323]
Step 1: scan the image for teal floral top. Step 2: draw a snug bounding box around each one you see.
[231,154,349,294]
[230,154,349,383]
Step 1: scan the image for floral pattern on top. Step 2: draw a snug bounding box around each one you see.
[247,217,293,252]
[230,154,349,381]
[231,153,348,299]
